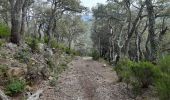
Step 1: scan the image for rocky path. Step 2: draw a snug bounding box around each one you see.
[40,57,132,100]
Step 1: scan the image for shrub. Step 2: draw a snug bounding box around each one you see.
[115,58,135,83]
[46,58,55,71]
[131,61,160,88]
[155,73,170,100]
[0,23,10,38]
[0,39,5,47]
[158,55,170,75]
[14,49,30,63]
[49,39,59,49]
[91,50,100,60]
[27,38,39,53]
[115,59,160,96]
[6,79,26,96]
[0,64,8,78]
[49,76,58,87]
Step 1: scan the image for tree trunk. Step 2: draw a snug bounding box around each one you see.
[46,1,57,43]
[146,0,158,63]
[10,0,25,45]
[123,4,145,57]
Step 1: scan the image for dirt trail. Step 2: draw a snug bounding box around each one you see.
[40,57,132,100]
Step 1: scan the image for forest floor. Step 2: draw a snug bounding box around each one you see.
[39,57,134,100]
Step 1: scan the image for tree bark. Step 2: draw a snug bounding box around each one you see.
[123,4,145,57]
[10,0,25,45]
[146,0,158,63]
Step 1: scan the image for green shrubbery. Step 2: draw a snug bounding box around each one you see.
[14,49,31,63]
[131,61,160,88]
[5,79,26,96]
[158,55,170,75]
[115,58,170,99]
[0,23,10,38]
[115,58,134,83]
[0,39,5,47]
[91,49,100,60]
[155,55,170,100]
[155,73,170,100]
[27,38,40,53]
[0,64,8,78]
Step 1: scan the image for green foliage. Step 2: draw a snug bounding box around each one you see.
[115,59,161,96]
[131,61,160,88]
[0,23,10,38]
[14,49,30,63]
[50,39,59,49]
[155,73,170,100]
[115,58,135,83]
[91,49,100,60]
[0,64,8,78]
[46,58,55,71]
[5,79,26,96]
[0,39,5,47]
[27,38,40,53]
[158,55,170,75]
[55,64,68,75]
[49,76,58,87]
[49,39,78,55]
[155,56,170,100]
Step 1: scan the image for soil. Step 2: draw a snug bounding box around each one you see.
[39,57,133,100]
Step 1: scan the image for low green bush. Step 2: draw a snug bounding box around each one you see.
[49,76,58,87]
[0,23,10,38]
[0,64,8,78]
[115,59,161,96]
[115,57,170,98]
[46,58,55,71]
[49,39,59,49]
[0,39,5,47]
[115,58,135,83]
[91,50,100,60]
[158,55,170,75]
[131,61,160,88]
[6,79,26,96]
[14,49,30,63]
[155,73,170,100]
[155,55,170,100]
[27,38,39,53]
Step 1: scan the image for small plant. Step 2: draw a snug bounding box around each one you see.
[49,39,59,49]
[0,39,5,47]
[27,38,40,53]
[46,58,55,71]
[0,23,10,38]
[91,49,100,60]
[0,64,8,78]
[6,79,26,96]
[49,76,58,87]
[14,49,30,63]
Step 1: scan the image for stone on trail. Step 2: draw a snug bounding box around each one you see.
[82,57,93,60]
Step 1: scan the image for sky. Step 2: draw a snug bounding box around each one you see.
[80,0,107,9]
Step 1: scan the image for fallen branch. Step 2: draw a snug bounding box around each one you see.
[0,89,9,100]
[27,89,43,100]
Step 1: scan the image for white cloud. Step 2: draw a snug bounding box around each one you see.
[81,0,107,9]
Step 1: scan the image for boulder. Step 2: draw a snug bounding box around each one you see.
[44,48,53,58]
[5,43,17,50]
[38,43,45,52]
[103,64,107,67]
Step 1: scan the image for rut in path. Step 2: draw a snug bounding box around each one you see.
[40,57,132,100]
